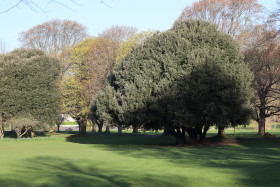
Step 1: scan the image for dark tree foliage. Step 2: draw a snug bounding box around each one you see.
[0,48,61,138]
[92,20,253,145]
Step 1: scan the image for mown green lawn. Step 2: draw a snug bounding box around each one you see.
[0,132,279,187]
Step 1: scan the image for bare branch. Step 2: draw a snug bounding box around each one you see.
[1,0,112,14]
[0,0,23,14]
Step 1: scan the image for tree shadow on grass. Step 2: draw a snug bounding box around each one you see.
[0,156,187,187]
[67,133,177,145]
[66,134,280,186]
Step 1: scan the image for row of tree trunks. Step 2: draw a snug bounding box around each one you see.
[168,126,212,145]
[199,125,210,143]
[170,127,187,145]
[186,127,202,145]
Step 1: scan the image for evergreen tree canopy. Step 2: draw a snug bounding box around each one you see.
[92,20,253,145]
[0,48,61,125]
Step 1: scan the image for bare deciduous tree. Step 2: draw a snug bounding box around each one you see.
[18,19,88,58]
[88,25,137,99]
[99,25,137,44]
[0,0,112,14]
[178,0,264,49]
[0,0,82,14]
[244,25,280,135]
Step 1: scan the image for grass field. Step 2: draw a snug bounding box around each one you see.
[0,129,280,187]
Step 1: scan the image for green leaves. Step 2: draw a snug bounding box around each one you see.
[93,20,253,135]
[0,48,61,124]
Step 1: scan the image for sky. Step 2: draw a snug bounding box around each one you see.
[0,0,278,52]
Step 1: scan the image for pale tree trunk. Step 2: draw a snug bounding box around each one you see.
[90,120,96,132]
[80,118,87,134]
[0,118,4,139]
[15,126,28,139]
[117,124,122,134]
[92,124,96,132]
[8,123,12,131]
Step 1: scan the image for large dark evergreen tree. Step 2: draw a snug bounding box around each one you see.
[0,48,61,138]
[92,20,253,144]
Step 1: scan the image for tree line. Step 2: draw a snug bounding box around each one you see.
[0,0,280,144]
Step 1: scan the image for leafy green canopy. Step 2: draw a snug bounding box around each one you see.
[0,48,61,124]
[93,20,253,143]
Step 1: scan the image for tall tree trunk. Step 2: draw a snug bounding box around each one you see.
[80,118,87,134]
[142,127,146,134]
[90,119,96,132]
[132,126,138,133]
[174,127,187,144]
[199,125,210,143]
[8,123,12,131]
[105,126,110,133]
[117,124,122,134]
[217,126,226,138]
[0,118,4,139]
[57,124,60,132]
[186,127,200,145]
[98,123,103,132]
[162,128,170,135]
[92,124,96,132]
[258,108,266,135]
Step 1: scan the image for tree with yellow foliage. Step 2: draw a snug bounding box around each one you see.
[116,31,154,64]
[61,38,93,134]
